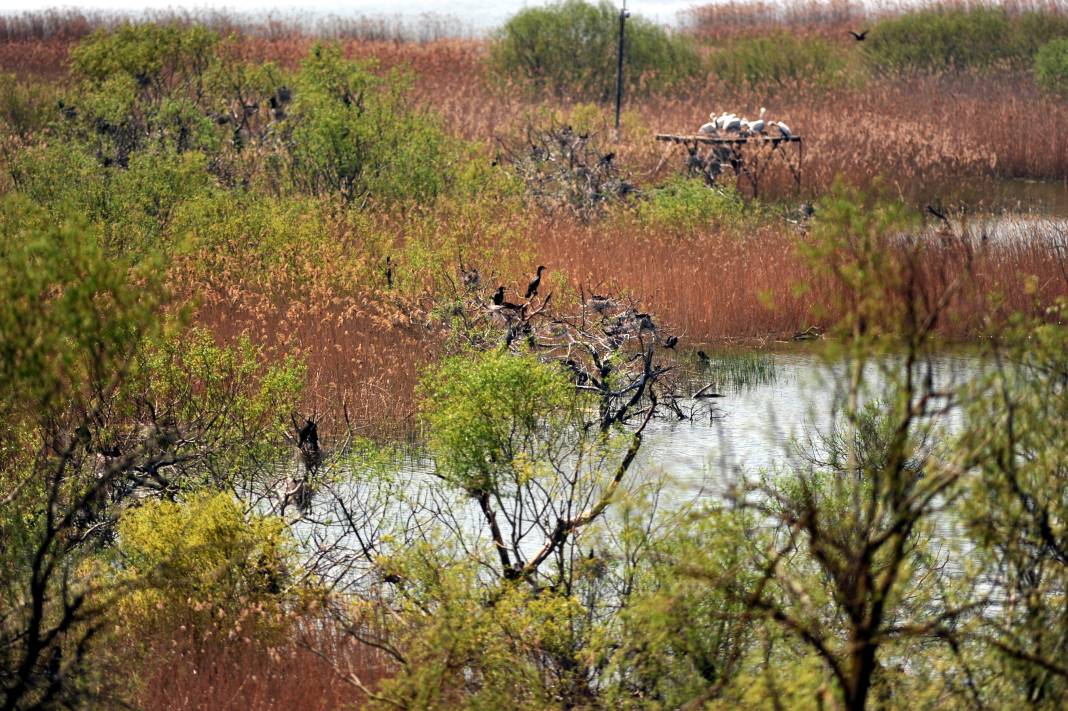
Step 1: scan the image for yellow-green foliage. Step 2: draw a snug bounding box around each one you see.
[419,350,574,493]
[0,72,60,139]
[631,175,750,233]
[114,492,296,632]
[123,328,305,485]
[373,542,582,710]
[0,195,165,418]
[70,23,218,86]
[592,508,765,709]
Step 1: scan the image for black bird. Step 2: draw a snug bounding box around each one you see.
[492,285,505,306]
[926,204,949,224]
[298,419,319,450]
[385,256,393,289]
[664,335,679,350]
[636,312,656,333]
[697,350,711,367]
[599,152,615,167]
[849,29,868,41]
[525,266,546,299]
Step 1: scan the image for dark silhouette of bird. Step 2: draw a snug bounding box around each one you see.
[385,256,393,289]
[697,350,711,367]
[926,204,949,224]
[525,266,546,299]
[45,645,62,684]
[664,335,679,350]
[849,29,868,41]
[599,152,615,167]
[492,285,505,306]
[298,419,318,450]
[636,312,656,332]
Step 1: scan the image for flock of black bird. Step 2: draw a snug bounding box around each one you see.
[489,266,690,357]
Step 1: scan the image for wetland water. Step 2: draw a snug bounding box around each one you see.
[295,349,982,582]
[353,349,983,496]
[634,349,980,492]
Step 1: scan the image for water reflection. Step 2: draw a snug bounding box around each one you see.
[637,350,983,494]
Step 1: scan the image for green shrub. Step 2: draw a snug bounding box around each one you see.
[0,72,58,139]
[114,492,296,633]
[634,176,748,231]
[71,22,218,89]
[1035,38,1068,94]
[280,44,462,202]
[419,350,574,493]
[0,195,165,416]
[865,7,1068,72]
[490,0,700,100]
[709,32,845,89]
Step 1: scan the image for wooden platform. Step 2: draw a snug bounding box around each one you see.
[654,132,803,196]
[655,133,801,145]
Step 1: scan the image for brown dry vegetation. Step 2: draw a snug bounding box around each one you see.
[137,616,391,711]
[5,6,1068,195]
[3,3,1067,432]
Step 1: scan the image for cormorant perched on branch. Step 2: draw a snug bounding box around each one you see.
[664,335,679,350]
[298,419,318,450]
[525,266,546,299]
[492,285,505,306]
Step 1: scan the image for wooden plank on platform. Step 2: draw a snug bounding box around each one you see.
[654,133,801,144]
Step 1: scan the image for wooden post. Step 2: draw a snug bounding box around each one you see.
[615,1,628,138]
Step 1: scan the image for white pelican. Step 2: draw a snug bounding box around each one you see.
[722,114,742,132]
[775,121,792,138]
[748,107,767,134]
[699,121,717,135]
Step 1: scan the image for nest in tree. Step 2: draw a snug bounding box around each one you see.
[496,122,636,222]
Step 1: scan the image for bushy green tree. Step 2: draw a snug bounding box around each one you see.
[490,0,700,100]
[865,7,1068,72]
[1035,38,1068,95]
[280,44,459,202]
[420,349,574,496]
[956,303,1068,708]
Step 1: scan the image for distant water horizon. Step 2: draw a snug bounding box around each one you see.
[0,1,703,32]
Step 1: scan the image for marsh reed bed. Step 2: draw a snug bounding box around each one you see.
[2,0,1068,433]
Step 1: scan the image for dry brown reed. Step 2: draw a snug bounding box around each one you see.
[5,7,1068,194]
[138,615,390,711]
[530,214,1068,343]
[169,250,437,440]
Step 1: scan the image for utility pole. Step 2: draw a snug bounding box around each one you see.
[614,0,629,137]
